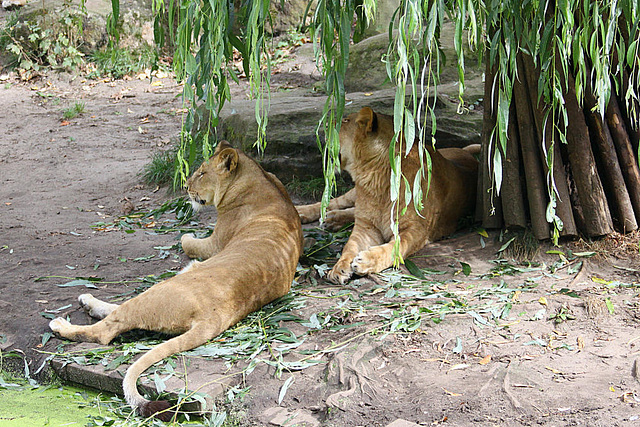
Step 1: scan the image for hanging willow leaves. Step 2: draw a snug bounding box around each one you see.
[310,0,376,218]
[105,0,640,249]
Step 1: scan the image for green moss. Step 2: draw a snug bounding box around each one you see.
[0,381,102,426]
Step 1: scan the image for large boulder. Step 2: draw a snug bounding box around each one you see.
[204,86,481,183]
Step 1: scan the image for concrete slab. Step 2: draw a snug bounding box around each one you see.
[50,342,242,413]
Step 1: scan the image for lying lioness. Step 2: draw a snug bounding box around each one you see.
[50,141,303,420]
[297,107,478,284]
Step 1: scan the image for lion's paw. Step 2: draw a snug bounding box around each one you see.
[181,234,200,258]
[323,210,353,232]
[352,249,386,276]
[296,204,320,224]
[49,317,70,334]
[180,233,196,246]
[78,293,93,309]
[327,260,353,285]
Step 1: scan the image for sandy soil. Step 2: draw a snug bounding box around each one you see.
[2,56,640,427]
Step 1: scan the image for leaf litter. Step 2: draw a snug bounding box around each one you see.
[39,199,640,425]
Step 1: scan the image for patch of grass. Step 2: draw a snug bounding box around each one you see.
[62,101,85,120]
[141,139,208,191]
[87,46,156,80]
[497,228,539,262]
[141,149,178,188]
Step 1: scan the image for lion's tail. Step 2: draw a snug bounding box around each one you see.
[123,322,218,421]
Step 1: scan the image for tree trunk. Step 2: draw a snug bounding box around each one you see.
[522,55,577,237]
[513,54,550,240]
[562,73,614,236]
[605,93,640,223]
[500,97,527,229]
[584,83,638,232]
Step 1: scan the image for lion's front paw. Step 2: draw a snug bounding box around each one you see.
[49,317,71,334]
[296,204,321,224]
[323,209,354,232]
[181,233,200,258]
[327,260,353,285]
[352,247,389,276]
[181,233,196,247]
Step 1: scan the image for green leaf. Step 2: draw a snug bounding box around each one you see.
[41,332,53,346]
[57,279,98,288]
[546,250,565,255]
[605,298,615,315]
[278,375,294,405]
[460,262,471,276]
[468,311,489,326]
[628,40,638,67]
[558,288,579,298]
[452,337,462,354]
[154,371,167,394]
[404,259,425,279]
[498,236,516,253]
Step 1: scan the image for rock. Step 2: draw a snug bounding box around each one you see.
[358,0,401,40]
[261,406,320,427]
[202,86,481,183]
[2,0,26,10]
[346,22,483,97]
[345,32,395,93]
[268,0,312,34]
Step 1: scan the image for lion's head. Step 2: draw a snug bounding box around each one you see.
[185,141,239,211]
[338,107,395,179]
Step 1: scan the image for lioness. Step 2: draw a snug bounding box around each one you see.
[297,107,478,284]
[50,141,303,420]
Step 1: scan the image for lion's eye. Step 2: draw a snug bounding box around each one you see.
[198,171,206,177]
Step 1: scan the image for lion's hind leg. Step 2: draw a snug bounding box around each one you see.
[78,294,118,319]
[49,314,126,345]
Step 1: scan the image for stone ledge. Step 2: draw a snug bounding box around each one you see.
[50,342,240,414]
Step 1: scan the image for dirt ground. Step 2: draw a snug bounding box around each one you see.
[2,56,640,427]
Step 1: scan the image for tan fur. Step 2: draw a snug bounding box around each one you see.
[49,141,303,420]
[296,188,357,230]
[297,107,478,284]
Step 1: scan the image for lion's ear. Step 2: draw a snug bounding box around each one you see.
[215,148,239,174]
[215,140,233,153]
[355,107,377,134]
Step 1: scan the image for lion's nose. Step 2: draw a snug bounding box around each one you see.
[199,199,206,205]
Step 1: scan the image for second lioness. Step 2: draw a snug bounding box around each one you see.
[50,142,303,420]
[297,107,478,284]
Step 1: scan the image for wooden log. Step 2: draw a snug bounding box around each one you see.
[501,100,527,228]
[584,77,638,232]
[611,47,640,160]
[514,54,550,240]
[563,73,614,236]
[477,59,503,228]
[606,93,640,223]
[522,55,577,237]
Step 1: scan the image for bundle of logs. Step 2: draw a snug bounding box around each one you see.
[477,51,640,240]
